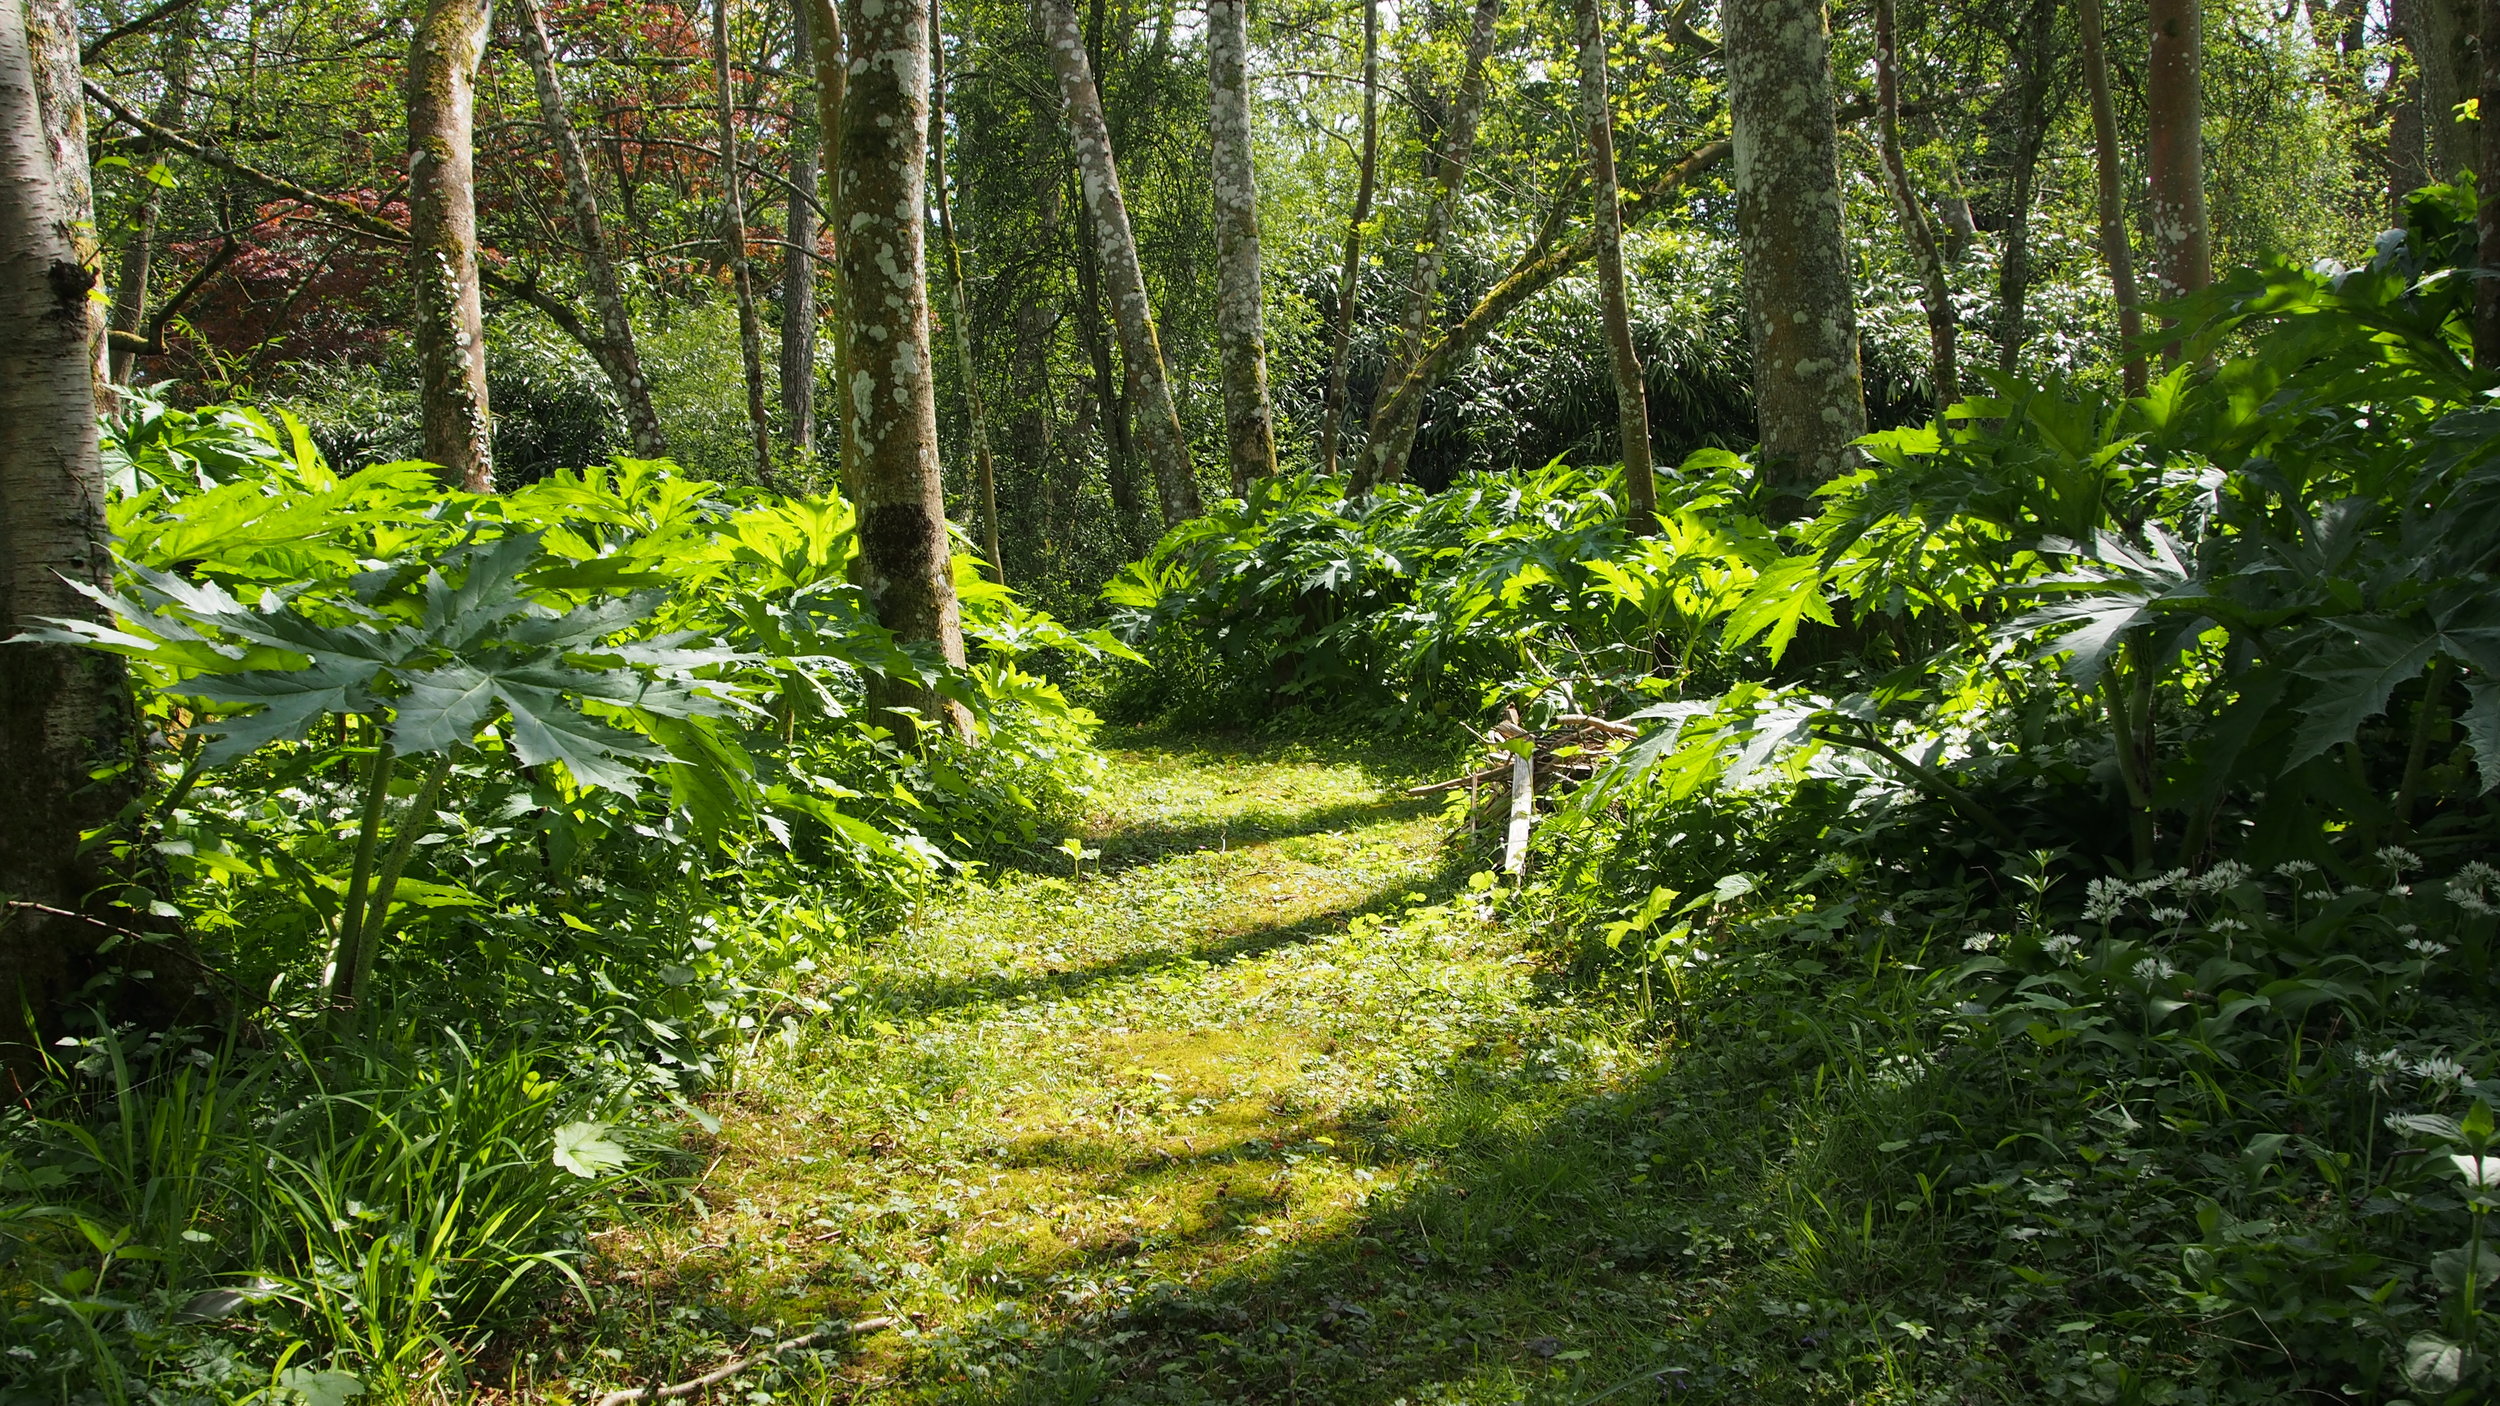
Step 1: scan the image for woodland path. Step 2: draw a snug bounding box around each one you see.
[569,731,1766,1405]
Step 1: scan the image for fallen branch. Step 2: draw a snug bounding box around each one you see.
[590,1317,898,1406]
[1504,746,1536,877]
[1407,762,1511,796]
[1552,713,1639,738]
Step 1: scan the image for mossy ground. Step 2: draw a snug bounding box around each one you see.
[518,731,1921,1405]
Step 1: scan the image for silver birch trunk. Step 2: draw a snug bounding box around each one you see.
[1576,0,1656,532]
[1319,0,1378,480]
[1207,0,1275,495]
[1724,0,1865,516]
[406,0,493,490]
[783,0,819,455]
[0,0,140,1064]
[1355,0,1499,490]
[1036,0,1198,524]
[1871,0,1955,412]
[839,0,969,733]
[513,0,667,457]
[715,0,780,488]
[2079,0,2146,395]
[930,0,1000,578]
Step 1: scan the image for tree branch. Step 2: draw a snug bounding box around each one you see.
[590,1318,899,1406]
[82,0,203,64]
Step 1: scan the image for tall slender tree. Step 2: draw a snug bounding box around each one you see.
[1320,0,1379,481]
[104,2,200,385]
[1991,0,2056,376]
[2390,0,2430,209]
[2476,0,2500,366]
[2419,0,2479,181]
[1356,0,1500,490]
[839,0,970,732]
[406,0,494,490]
[783,0,820,456]
[1,0,141,1067]
[1576,0,1656,530]
[2079,0,2147,394]
[806,0,847,471]
[2144,0,2211,305]
[1724,0,1865,516]
[1037,0,1199,524]
[931,0,1001,577]
[715,0,779,488]
[513,0,667,457]
[1208,0,1276,495]
[1871,0,1955,412]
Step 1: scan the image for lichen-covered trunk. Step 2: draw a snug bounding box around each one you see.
[406,0,493,490]
[1319,0,1378,480]
[1207,0,1274,497]
[838,0,969,733]
[0,0,141,1067]
[106,3,198,385]
[1576,0,1654,531]
[2420,0,2481,182]
[782,0,820,455]
[2390,0,2430,210]
[1036,0,1197,523]
[716,0,780,489]
[2079,0,2147,395]
[1724,0,1865,516]
[2476,0,2500,367]
[1357,0,1498,490]
[930,0,1000,578]
[514,0,666,457]
[1871,0,1954,412]
[2144,0,2210,306]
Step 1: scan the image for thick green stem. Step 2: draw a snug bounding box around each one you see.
[1812,725,2024,848]
[327,741,397,1014]
[2100,667,2155,867]
[2392,656,2450,836]
[342,754,453,1024]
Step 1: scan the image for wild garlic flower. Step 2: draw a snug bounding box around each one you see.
[2083,878,2130,923]
[2447,861,2500,916]
[2131,957,2180,982]
[2193,859,2254,890]
[2412,1054,2470,1091]
[2148,906,2188,924]
[2405,938,2451,959]
[2377,845,2422,873]
[1963,933,2003,952]
[2276,859,2320,878]
[2041,933,2083,958]
[2208,916,2249,933]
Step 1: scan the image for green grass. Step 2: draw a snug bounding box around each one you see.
[502,731,2038,1403]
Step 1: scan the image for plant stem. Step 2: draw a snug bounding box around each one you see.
[343,753,453,1025]
[328,740,398,1015]
[2392,656,2449,837]
[2100,667,2154,866]
[1810,724,2023,848]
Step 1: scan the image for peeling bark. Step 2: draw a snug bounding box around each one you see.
[1356,0,1499,490]
[930,0,1000,579]
[1208,0,1275,496]
[715,0,780,489]
[2144,0,2210,306]
[1724,0,1865,516]
[2080,0,2146,395]
[1576,0,1654,530]
[838,0,968,734]
[0,0,144,1067]
[1036,0,1198,524]
[406,0,493,490]
[1319,0,1378,480]
[514,0,666,457]
[783,0,819,456]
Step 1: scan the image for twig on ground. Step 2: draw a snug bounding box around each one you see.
[590,1317,899,1406]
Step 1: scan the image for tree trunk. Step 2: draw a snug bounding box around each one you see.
[1871,0,1955,413]
[715,0,779,489]
[838,0,969,732]
[2477,0,2500,368]
[1992,0,2053,377]
[1724,0,1865,517]
[1577,0,1655,530]
[2391,0,2430,211]
[1319,0,1378,480]
[1356,0,1499,491]
[0,0,143,1068]
[930,0,1001,578]
[782,0,820,456]
[513,0,667,457]
[1036,0,1198,523]
[1072,201,1150,546]
[1207,0,1275,496]
[407,0,493,490]
[805,0,847,473]
[2421,0,2480,182]
[105,2,199,385]
[2144,0,2210,305]
[2079,0,2147,395]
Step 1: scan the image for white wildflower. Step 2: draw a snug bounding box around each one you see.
[2083,878,2130,923]
[2405,938,2451,959]
[2451,1154,2500,1190]
[2041,933,2083,958]
[2377,845,2423,874]
[2209,917,2249,933]
[2276,859,2320,878]
[1963,933,2003,953]
[2131,957,2180,982]
[2148,906,2188,924]
[2411,1055,2470,1091]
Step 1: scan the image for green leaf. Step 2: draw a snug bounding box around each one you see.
[2463,679,2500,792]
[1719,557,1834,663]
[184,659,383,763]
[277,1368,363,1406]
[551,1121,629,1178]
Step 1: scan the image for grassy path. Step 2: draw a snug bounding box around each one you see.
[557,732,1813,1405]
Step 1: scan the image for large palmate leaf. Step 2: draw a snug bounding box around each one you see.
[183,659,385,763]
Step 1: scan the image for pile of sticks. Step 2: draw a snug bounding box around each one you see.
[1407,710,1639,875]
